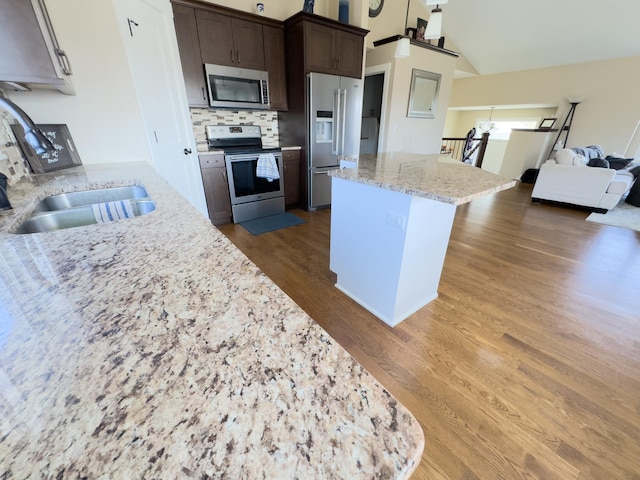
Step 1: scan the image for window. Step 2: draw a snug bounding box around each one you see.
[476,119,538,141]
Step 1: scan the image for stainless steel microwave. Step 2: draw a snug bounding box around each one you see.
[204,64,270,110]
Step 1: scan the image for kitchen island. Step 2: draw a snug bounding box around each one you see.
[0,163,423,478]
[329,152,516,327]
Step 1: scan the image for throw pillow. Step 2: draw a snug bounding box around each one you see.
[573,154,588,166]
[605,155,634,170]
[555,148,576,165]
[588,158,610,168]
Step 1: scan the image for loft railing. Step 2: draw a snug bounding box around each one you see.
[441,132,490,168]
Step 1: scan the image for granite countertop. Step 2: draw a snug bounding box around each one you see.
[0,163,423,478]
[330,152,516,205]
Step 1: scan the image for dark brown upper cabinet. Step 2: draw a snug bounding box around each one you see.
[172,4,208,107]
[285,13,368,79]
[196,10,265,71]
[171,1,288,110]
[262,25,287,111]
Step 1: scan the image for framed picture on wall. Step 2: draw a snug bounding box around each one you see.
[407,69,441,119]
[539,118,556,129]
[416,18,428,42]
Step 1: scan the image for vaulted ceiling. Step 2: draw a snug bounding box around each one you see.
[440,0,640,76]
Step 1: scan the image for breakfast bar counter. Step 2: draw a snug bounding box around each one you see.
[0,163,424,478]
[329,152,516,326]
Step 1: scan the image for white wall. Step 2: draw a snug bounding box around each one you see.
[366,42,457,154]
[8,0,151,166]
[450,56,640,155]
[481,140,507,175]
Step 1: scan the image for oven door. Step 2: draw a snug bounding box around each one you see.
[225,152,284,205]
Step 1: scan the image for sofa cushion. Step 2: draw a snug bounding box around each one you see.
[605,155,635,170]
[607,175,634,195]
[555,148,576,165]
[588,157,610,168]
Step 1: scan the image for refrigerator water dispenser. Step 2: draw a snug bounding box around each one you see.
[315,111,333,144]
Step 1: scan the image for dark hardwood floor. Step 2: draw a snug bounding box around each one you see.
[217,183,640,480]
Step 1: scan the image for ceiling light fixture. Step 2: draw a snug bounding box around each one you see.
[424,7,442,39]
[424,0,447,40]
[394,0,412,58]
[479,107,496,134]
[394,37,411,58]
[393,0,449,58]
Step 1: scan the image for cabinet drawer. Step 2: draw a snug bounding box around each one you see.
[199,154,225,169]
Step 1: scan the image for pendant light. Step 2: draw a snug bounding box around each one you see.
[394,0,449,58]
[394,37,411,58]
[424,6,442,39]
[394,0,412,58]
[424,0,448,40]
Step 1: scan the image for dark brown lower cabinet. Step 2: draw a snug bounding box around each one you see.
[283,150,301,208]
[199,154,232,225]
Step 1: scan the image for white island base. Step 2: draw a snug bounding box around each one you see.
[330,177,456,327]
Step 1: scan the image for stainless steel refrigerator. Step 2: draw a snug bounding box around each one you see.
[307,72,363,210]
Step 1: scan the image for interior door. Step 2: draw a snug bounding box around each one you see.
[112,0,208,217]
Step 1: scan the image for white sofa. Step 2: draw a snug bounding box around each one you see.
[531,148,637,212]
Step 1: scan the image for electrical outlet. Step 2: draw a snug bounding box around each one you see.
[386,212,406,230]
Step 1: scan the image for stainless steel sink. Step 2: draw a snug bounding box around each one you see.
[15,199,156,234]
[33,185,150,212]
[14,185,156,234]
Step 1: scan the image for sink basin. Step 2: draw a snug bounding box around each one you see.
[15,199,156,234]
[33,185,150,212]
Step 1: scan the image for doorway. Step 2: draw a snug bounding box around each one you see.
[363,64,390,155]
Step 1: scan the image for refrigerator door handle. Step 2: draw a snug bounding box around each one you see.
[340,88,347,155]
[332,89,341,155]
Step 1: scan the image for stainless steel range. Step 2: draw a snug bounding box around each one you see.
[207,125,284,223]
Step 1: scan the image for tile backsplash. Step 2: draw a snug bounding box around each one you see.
[190,108,279,152]
[0,111,29,186]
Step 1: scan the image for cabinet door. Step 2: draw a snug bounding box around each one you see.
[263,25,287,111]
[231,18,265,70]
[172,5,208,107]
[0,0,64,85]
[335,30,363,79]
[283,150,301,207]
[304,22,337,75]
[196,10,235,67]
[199,155,232,225]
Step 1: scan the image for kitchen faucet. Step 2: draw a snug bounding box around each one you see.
[0,95,55,210]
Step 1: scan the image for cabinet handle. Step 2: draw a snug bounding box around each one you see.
[236,50,240,64]
[202,87,206,100]
[184,148,192,155]
[230,49,234,63]
[56,48,72,75]
[336,57,341,71]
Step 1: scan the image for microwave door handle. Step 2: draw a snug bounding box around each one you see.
[332,89,340,155]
